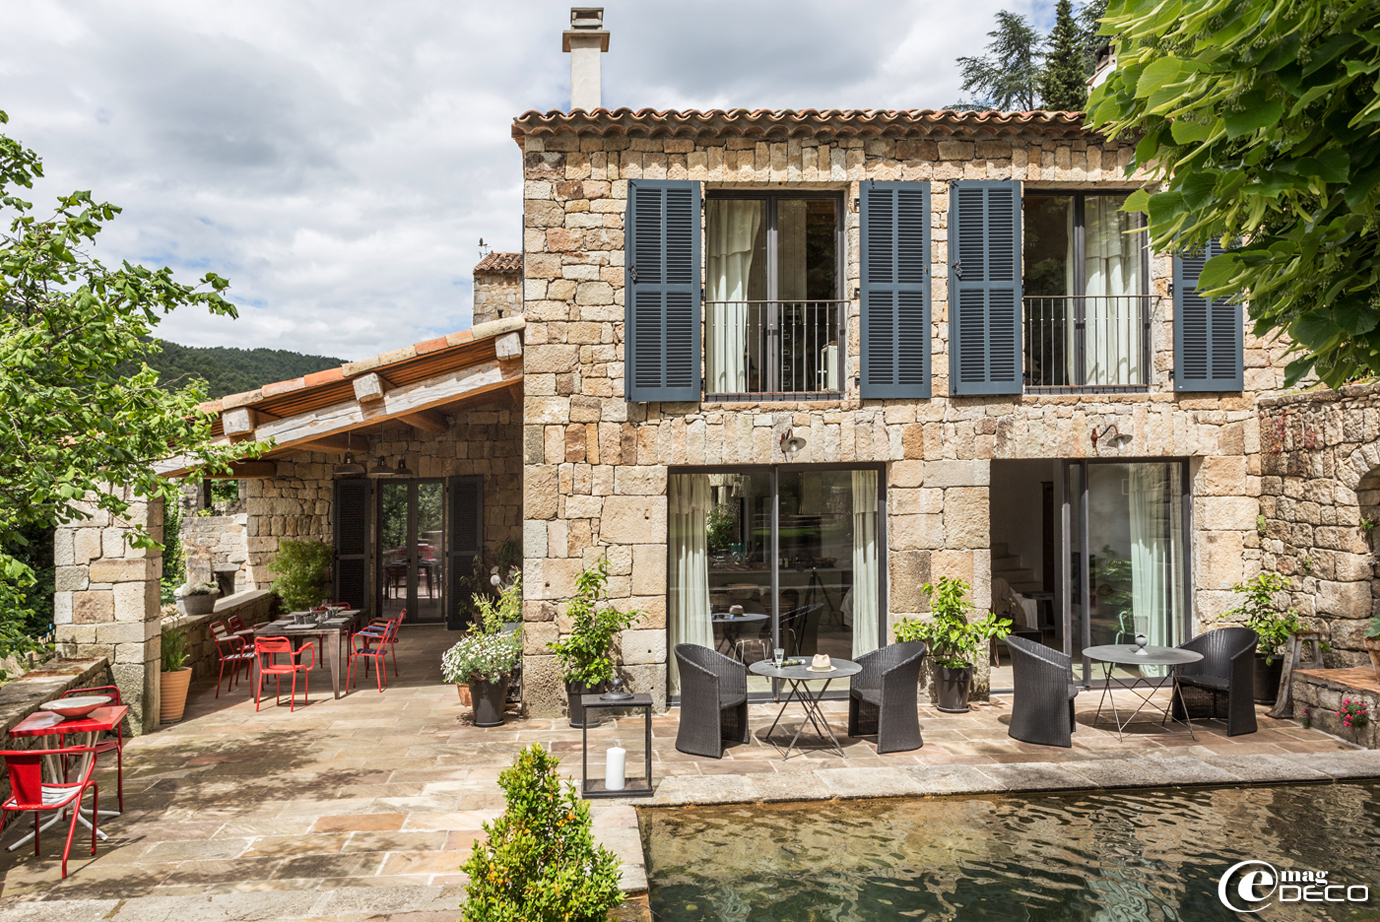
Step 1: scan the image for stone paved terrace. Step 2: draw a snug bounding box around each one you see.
[0,625,1377,922]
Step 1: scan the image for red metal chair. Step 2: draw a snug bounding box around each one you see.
[1,746,99,878]
[225,613,255,644]
[254,637,315,712]
[58,686,125,814]
[349,617,400,692]
[357,612,403,678]
[210,621,254,697]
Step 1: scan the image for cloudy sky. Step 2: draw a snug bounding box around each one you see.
[3,0,1056,361]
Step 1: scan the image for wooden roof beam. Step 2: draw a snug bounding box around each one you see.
[400,409,449,435]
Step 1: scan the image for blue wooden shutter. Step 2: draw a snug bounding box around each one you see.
[1174,240,1242,391]
[948,180,1023,395]
[447,475,483,630]
[861,181,931,399]
[333,478,371,611]
[625,179,701,401]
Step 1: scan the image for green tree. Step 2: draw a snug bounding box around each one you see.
[0,111,258,653]
[1040,0,1088,111]
[956,11,1044,111]
[1089,0,1380,388]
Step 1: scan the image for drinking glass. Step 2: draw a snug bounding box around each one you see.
[773,648,785,668]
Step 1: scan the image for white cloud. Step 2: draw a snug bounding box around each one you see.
[2,0,1051,360]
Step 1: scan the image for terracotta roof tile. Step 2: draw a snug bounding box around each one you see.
[512,108,1106,143]
[261,378,306,398]
[414,336,451,356]
[475,251,523,273]
[302,367,345,388]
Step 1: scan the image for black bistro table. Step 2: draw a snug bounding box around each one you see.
[749,658,861,760]
[1084,643,1205,741]
[254,609,363,700]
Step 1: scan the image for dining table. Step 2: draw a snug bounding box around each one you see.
[7,703,129,849]
[253,609,363,699]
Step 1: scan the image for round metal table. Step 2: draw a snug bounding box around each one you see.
[749,659,861,759]
[1084,643,1204,741]
[710,611,769,660]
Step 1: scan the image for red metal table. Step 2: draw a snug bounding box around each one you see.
[8,704,129,849]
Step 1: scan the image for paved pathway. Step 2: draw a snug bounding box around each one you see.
[0,624,1369,921]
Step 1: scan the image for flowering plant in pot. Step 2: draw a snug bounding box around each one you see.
[442,572,523,726]
[895,577,1010,713]
[546,557,638,728]
[1220,572,1309,704]
[174,581,219,616]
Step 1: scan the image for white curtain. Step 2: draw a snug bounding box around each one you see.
[1065,197,1145,386]
[668,474,713,694]
[850,470,880,658]
[706,201,761,394]
[1128,464,1181,677]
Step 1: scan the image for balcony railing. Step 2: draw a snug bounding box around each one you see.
[1024,295,1154,392]
[704,300,846,400]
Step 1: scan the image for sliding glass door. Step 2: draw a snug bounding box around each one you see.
[668,466,883,697]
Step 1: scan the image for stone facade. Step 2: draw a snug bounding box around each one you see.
[236,398,524,593]
[1257,385,1380,666]
[513,112,1293,718]
[472,253,523,327]
[52,487,165,733]
[179,512,253,593]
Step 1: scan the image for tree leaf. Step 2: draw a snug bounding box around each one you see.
[1224,92,1285,139]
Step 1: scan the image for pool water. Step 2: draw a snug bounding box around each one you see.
[642,783,1380,921]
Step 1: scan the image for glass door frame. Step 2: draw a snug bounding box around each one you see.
[670,461,887,703]
[374,477,447,625]
[1061,457,1194,687]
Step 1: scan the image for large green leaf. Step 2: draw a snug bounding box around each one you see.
[1224,91,1285,139]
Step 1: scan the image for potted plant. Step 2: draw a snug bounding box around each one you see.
[174,581,219,617]
[443,571,523,717]
[547,557,638,728]
[1364,611,1380,682]
[160,626,193,722]
[1221,573,1308,704]
[895,577,1011,713]
[267,539,334,611]
[441,631,522,727]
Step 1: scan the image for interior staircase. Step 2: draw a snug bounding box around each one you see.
[990,542,1044,594]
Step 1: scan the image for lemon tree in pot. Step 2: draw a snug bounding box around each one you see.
[547,557,638,729]
[159,626,193,722]
[895,577,1010,713]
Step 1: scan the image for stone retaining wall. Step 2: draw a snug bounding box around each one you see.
[1292,666,1380,749]
[1257,385,1380,666]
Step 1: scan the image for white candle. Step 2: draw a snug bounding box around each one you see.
[605,745,626,791]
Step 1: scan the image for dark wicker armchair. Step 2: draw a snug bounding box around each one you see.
[1006,635,1080,748]
[1170,627,1258,736]
[847,640,927,753]
[674,644,750,759]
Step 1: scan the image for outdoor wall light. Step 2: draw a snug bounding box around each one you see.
[780,429,807,454]
[366,456,394,478]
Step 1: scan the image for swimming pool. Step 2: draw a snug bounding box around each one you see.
[642,783,1380,921]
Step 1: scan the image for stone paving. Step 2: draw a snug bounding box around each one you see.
[0,624,1373,922]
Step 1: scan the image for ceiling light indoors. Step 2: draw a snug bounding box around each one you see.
[394,456,415,477]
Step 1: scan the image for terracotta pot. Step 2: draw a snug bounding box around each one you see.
[566,680,604,728]
[456,684,472,707]
[1365,637,1380,683]
[1253,653,1285,705]
[160,667,193,722]
[935,664,973,714]
[471,677,509,728]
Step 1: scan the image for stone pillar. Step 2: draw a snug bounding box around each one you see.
[53,488,164,734]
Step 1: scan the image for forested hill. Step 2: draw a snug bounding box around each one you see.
[133,340,346,399]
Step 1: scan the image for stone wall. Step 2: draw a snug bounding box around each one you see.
[52,487,165,733]
[179,513,253,593]
[514,122,1293,717]
[473,263,523,327]
[1258,385,1380,666]
[239,396,524,599]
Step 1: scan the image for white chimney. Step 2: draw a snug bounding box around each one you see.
[563,8,609,112]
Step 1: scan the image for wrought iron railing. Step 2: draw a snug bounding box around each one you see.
[1024,295,1154,391]
[704,300,846,399]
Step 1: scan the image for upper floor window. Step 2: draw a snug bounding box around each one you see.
[705,194,842,399]
[1023,192,1150,392]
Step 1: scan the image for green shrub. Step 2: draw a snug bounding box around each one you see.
[1221,573,1308,663]
[161,627,189,673]
[894,577,1010,668]
[460,743,623,922]
[267,539,333,611]
[546,557,637,687]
